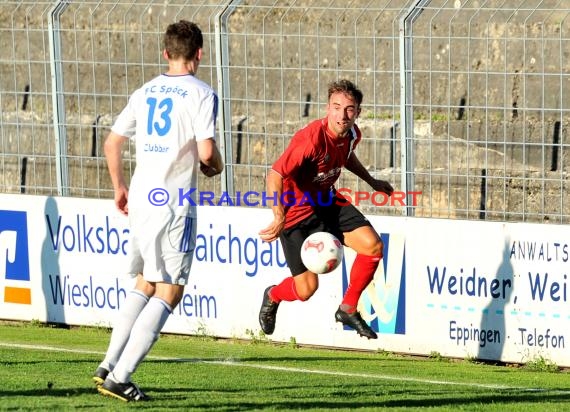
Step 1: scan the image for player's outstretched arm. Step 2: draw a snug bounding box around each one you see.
[259,169,286,243]
[345,153,394,196]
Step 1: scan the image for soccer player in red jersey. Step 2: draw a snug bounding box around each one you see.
[258,79,393,339]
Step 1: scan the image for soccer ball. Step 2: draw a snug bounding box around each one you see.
[300,232,344,274]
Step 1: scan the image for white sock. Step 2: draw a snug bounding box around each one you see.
[110,297,172,383]
[99,289,149,371]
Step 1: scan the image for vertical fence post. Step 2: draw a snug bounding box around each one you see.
[215,1,242,198]
[399,0,431,217]
[48,0,70,196]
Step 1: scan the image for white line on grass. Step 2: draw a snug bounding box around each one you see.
[0,341,557,393]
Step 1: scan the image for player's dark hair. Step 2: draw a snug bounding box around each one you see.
[163,20,203,61]
[327,79,363,106]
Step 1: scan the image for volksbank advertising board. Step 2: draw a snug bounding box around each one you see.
[0,193,568,366]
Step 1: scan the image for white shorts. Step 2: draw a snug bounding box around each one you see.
[127,210,197,285]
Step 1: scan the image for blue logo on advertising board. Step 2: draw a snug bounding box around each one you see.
[341,233,406,334]
[0,211,31,304]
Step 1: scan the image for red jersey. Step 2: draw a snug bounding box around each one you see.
[271,118,361,228]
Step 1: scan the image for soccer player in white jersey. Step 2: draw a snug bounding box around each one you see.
[93,20,223,402]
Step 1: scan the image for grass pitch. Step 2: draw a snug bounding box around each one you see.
[0,321,569,411]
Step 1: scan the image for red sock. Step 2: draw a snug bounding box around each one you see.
[269,277,302,303]
[341,254,381,312]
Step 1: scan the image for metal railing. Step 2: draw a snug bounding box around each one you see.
[1,0,569,222]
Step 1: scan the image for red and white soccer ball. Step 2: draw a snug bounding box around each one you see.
[300,231,344,274]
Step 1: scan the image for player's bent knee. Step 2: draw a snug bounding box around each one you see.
[296,289,314,301]
[357,236,383,257]
[372,239,384,259]
[295,281,317,301]
[294,281,317,301]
